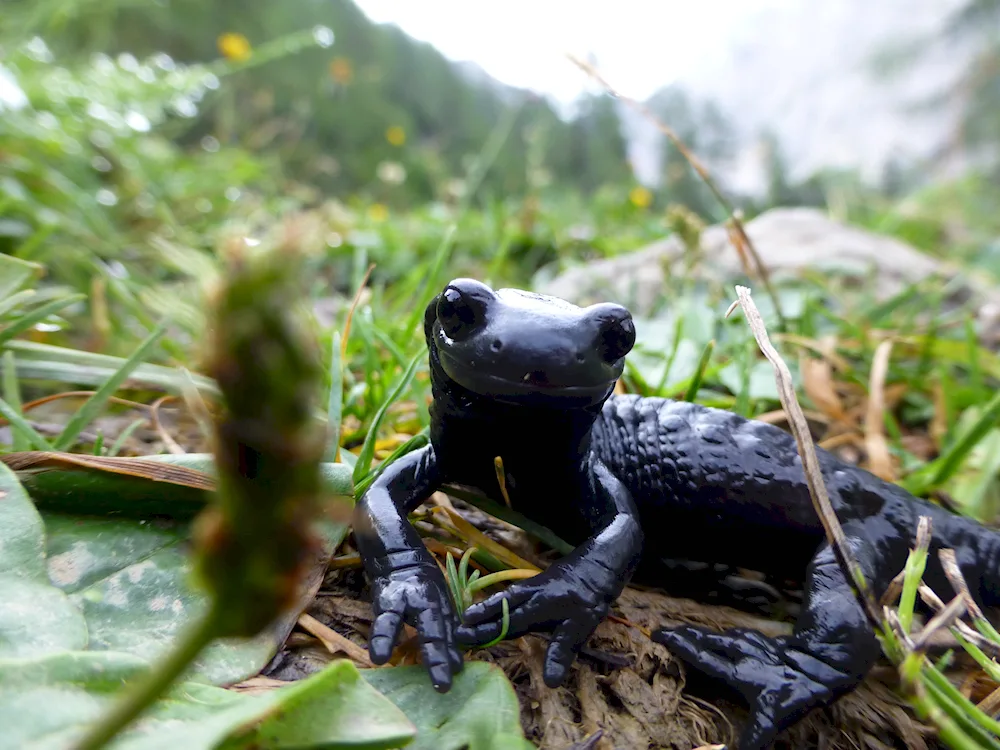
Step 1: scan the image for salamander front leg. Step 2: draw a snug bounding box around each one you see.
[653,536,882,750]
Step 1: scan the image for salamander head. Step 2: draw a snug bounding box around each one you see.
[424,278,635,406]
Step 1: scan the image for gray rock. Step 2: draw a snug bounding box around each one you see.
[536,207,995,317]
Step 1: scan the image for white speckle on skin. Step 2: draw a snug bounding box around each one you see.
[171,599,184,615]
[150,595,169,612]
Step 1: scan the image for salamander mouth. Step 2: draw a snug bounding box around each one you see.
[437,349,619,402]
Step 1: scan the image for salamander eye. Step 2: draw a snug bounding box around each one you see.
[436,281,491,339]
[592,304,636,363]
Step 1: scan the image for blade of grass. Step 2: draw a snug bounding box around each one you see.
[654,314,686,394]
[52,321,168,451]
[5,340,219,396]
[966,317,985,401]
[352,350,423,487]
[921,666,1000,745]
[899,517,932,633]
[903,389,1000,497]
[354,428,428,497]
[0,254,43,298]
[107,417,148,457]
[361,318,409,370]
[2,351,27,452]
[734,339,753,417]
[0,293,87,348]
[325,331,344,463]
[443,484,574,556]
[438,505,541,573]
[683,339,715,402]
[0,290,36,319]
[0,394,52,450]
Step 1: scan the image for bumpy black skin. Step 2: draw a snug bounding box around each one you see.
[353,278,1000,750]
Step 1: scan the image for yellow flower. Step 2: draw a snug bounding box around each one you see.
[385,125,406,146]
[629,186,653,209]
[368,203,388,222]
[218,32,252,62]
[329,57,354,84]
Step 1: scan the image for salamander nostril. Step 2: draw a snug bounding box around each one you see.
[491,339,502,352]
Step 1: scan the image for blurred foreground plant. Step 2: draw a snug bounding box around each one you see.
[73,231,327,750]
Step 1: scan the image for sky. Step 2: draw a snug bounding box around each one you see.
[353,1,791,105]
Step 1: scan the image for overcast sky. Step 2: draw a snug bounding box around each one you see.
[353,1,793,104]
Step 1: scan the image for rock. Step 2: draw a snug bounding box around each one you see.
[536,207,997,317]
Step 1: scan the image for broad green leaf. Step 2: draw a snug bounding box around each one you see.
[0,460,47,580]
[232,660,416,750]
[17,455,353,685]
[718,359,784,402]
[59,528,274,686]
[44,515,183,596]
[0,651,416,750]
[0,463,88,659]
[363,662,535,750]
[0,577,88,660]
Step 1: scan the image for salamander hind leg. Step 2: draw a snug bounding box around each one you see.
[652,537,882,750]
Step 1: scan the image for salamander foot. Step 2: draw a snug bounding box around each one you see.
[653,625,871,750]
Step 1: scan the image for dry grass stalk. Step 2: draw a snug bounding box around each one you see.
[864,340,896,481]
[727,284,882,628]
[567,55,787,330]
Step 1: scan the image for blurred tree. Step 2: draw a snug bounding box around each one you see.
[939,0,1000,170]
[557,93,632,193]
[869,0,1000,177]
[3,0,636,204]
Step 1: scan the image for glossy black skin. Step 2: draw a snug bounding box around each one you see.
[353,278,1000,750]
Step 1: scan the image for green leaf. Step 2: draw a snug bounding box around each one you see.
[0,651,416,750]
[6,454,352,686]
[234,660,416,750]
[0,461,47,580]
[718,359,784,402]
[54,520,275,686]
[0,576,89,660]
[363,662,535,750]
[0,463,88,659]
[31,456,351,685]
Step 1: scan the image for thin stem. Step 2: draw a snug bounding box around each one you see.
[73,607,222,750]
